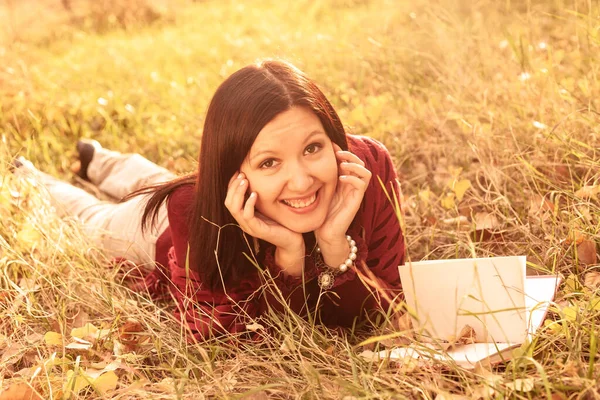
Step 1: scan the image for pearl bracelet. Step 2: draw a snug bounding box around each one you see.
[315,235,358,290]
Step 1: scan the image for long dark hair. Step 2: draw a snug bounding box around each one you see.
[139,60,348,291]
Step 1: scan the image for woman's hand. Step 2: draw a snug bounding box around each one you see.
[315,144,371,266]
[224,172,305,276]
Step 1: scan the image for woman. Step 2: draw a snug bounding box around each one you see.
[14,60,405,341]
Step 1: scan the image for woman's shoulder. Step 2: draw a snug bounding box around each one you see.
[346,134,393,170]
[167,181,195,211]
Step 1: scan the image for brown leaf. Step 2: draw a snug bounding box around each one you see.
[119,318,149,351]
[446,324,477,350]
[0,382,43,400]
[577,240,597,265]
[528,194,553,216]
[474,212,500,231]
[565,230,586,246]
[584,271,600,290]
[575,185,600,199]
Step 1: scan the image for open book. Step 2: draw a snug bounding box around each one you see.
[363,257,560,369]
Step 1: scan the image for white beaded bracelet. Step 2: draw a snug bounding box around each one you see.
[315,235,358,290]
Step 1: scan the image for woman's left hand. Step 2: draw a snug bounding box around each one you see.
[315,144,371,254]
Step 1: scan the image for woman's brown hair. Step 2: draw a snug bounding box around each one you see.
[138,60,348,291]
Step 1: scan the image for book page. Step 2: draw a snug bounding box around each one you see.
[399,256,527,344]
[525,275,561,335]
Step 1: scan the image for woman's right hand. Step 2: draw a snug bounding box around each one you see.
[224,172,305,275]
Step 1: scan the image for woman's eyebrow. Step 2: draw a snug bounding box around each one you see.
[249,130,326,163]
[249,148,275,163]
[303,129,327,143]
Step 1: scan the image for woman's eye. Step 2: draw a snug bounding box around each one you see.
[259,159,275,169]
[305,143,322,154]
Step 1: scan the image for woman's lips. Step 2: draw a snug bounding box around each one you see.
[280,190,320,214]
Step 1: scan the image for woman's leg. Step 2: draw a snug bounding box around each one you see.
[14,158,169,271]
[87,147,177,200]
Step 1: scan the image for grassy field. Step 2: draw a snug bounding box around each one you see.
[2,0,600,398]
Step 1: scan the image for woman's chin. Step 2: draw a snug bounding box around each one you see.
[280,215,326,234]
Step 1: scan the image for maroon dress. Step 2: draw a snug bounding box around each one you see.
[143,135,405,341]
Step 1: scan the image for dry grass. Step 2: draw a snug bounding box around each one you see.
[2,0,600,398]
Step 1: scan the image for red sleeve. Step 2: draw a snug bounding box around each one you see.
[166,185,265,341]
[324,136,405,302]
[360,138,405,289]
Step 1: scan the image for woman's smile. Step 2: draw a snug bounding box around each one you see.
[280,190,320,213]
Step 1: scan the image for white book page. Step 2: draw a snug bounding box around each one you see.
[399,256,527,344]
[525,275,561,335]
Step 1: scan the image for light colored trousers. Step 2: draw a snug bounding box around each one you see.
[31,148,176,271]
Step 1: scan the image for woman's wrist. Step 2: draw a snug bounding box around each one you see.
[317,235,352,269]
[274,242,305,277]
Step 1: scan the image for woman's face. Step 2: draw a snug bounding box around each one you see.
[240,106,339,233]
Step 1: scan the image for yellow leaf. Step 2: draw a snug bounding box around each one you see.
[16,223,41,248]
[71,323,98,339]
[93,371,119,394]
[452,179,471,201]
[441,194,456,209]
[505,377,534,392]
[590,298,600,311]
[544,319,561,334]
[65,370,91,394]
[418,189,431,203]
[562,305,578,321]
[44,331,63,346]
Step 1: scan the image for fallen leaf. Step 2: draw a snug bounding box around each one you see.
[119,319,149,350]
[474,212,500,231]
[528,194,553,216]
[92,371,119,394]
[577,240,597,265]
[0,342,24,367]
[435,393,470,400]
[565,230,586,246]
[575,185,600,199]
[442,216,469,226]
[65,338,92,350]
[16,223,41,249]
[245,323,264,332]
[456,325,477,345]
[441,194,456,209]
[0,382,43,400]
[418,188,432,203]
[505,377,534,392]
[64,370,91,395]
[584,271,600,290]
[451,179,471,201]
[44,332,63,346]
[71,323,98,340]
[445,325,477,351]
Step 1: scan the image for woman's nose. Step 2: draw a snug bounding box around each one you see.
[286,163,314,193]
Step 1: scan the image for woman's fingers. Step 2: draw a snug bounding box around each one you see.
[242,191,257,220]
[228,171,241,188]
[339,174,368,192]
[336,150,365,167]
[339,162,372,182]
[225,176,248,216]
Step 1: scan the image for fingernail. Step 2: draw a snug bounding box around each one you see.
[240,179,246,186]
[237,173,244,179]
[340,175,347,180]
[250,192,256,198]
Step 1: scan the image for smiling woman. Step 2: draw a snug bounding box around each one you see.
[13,60,405,341]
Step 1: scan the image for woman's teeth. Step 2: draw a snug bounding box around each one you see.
[282,193,317,208]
